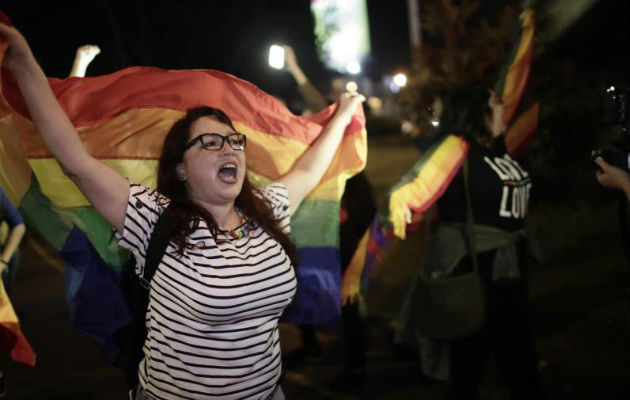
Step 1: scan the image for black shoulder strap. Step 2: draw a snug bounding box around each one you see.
[463,159,479,273]
[139,204,174,289]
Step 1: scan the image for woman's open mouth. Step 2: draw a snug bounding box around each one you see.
[217,162,238,183]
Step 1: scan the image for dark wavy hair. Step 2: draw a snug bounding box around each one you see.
[437,83,495,145]
[156,106,299,267]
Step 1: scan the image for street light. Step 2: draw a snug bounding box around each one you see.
[393,73,407,87]
[268,45,285,69]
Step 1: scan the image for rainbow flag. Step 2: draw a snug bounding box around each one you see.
[0,12,366,356]
[388,135,469,239]
[355,10,537,286]
[0,279,35,365]
[386,9,536,239]
[505,101,539,158]
[351,135,468,289]
[495,9,535,126]
[349,213,395,297]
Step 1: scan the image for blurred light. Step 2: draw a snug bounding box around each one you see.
[388,81,400,93]
[430,119,440,127]
[268,45,285,69]
[347,60,362,74]
[367,96,382,109]
[393,73,407,87]
[401,120,414,134]
[346,81,359,92]
[607,85,616,93]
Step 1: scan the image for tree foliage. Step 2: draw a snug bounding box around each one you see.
[399,0,519,127]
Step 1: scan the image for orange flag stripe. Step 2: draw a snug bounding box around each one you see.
[505,102,539,158]
[502,9,535,125]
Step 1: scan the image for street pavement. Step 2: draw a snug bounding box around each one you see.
[2,223,629,400]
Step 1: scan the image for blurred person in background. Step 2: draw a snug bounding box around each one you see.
[281,44,376,394]
[395,83,545,400]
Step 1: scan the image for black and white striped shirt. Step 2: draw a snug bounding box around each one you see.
[117,182,296,400]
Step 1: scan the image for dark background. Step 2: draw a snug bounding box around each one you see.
[1,0,411,106]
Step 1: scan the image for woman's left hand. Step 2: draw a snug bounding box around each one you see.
[279,91,365,215]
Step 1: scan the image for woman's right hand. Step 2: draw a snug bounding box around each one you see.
[0,22,36,74]
[334,91,366,126]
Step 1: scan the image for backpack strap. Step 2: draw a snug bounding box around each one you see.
[139,204,174,289]
[463,159,479,273]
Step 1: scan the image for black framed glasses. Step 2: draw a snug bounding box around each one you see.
[184,132,247,152]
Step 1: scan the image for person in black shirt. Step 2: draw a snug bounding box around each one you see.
[396,83,544,399]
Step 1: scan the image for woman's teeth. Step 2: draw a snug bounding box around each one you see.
[218,163,237,181]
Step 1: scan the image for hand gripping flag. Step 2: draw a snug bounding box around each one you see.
[0,12,366,359]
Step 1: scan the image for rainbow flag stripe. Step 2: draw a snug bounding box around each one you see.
[495,9,535,125]
[0,279,35,366]
[0,12,366,358]
[505,102,539,158]
[388,135,469,239]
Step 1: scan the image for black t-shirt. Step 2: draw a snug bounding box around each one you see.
[438,137,532,231]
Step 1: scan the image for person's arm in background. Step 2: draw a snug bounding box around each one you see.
[68,44,100,78]
[595,157,630,204]
[0,188,25,274]
[283,45,329,113]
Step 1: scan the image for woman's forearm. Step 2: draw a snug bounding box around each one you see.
[280,114,349,214]
[1,23,129,232]
[295,114,347,176]
[13,58,92,176]
[280,92,364,214]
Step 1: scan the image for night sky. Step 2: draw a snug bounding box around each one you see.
[1,1,411,108]
[1,1,628,109]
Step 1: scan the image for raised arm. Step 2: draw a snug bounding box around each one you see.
[279,92,365,215]
[68,44,100,78]
[282,45,329,113]
[0,23,129,233]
